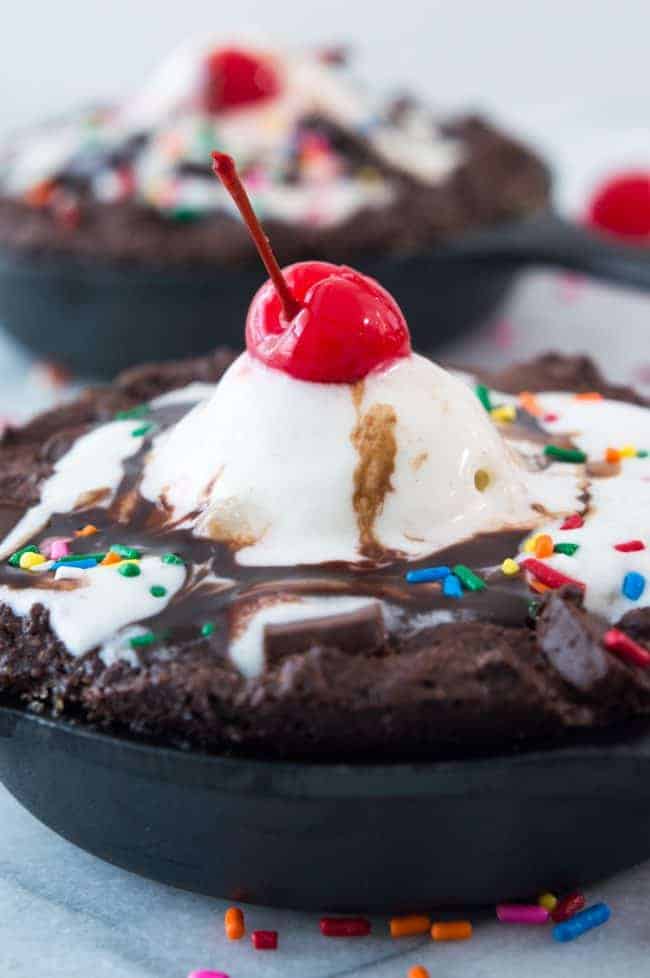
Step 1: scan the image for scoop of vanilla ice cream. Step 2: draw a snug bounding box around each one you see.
[140,352,539,566]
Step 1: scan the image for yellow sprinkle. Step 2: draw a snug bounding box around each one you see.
[620,444,637,458]
[19,552,46,570]
[490,404,517,423]
[501,558,520,576]
[523,535,539,554]
[538,892,558,911]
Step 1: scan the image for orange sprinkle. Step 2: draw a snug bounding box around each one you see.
[534,534,554,559]
[431,920,472,941]
[225,906,245,941]
[390,914,431,938]
[529,579,550,594]
[605,447,621,464]
[24,179,56,208]
[408,967,430,978]
[574,391,603,401]
[100,551,121,566]
[75,524,98,538]
[519,391,543,417]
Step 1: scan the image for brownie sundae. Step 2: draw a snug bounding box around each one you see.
[0,37,549,265]
[0,156,647,758]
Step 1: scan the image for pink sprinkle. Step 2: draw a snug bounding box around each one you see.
[543,412,559,423]
[497,904,549,924]
[187,972,230,978]
[49,539,71,560]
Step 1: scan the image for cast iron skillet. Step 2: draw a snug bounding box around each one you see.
[1,211,650,378]
[1,702,650,911]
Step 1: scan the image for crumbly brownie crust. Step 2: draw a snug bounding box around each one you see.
[0,350,648,759]
[0,117,550,267]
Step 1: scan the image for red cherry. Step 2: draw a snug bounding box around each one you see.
[588,171,650,239]
[246,262,410,382]
[211,152,411,383]
[200,47,281,114]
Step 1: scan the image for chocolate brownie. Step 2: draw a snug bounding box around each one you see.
[0,39,550,266]
[0,350,648,759]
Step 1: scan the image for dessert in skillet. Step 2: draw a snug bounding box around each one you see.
[0,38,549,265]
[0,155,648,758]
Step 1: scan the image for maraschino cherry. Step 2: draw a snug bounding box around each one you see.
[200,47,281,114]
[211,152,411,383]
[588,171,650,240]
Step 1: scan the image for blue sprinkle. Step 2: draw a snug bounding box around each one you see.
[623,571,646,601]
[443,573,463,599]
[406,566,450,584]
[552,903,611,942]
[51,557,98,571]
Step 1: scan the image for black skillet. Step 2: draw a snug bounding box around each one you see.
[1,703,650,911]
[0,211,649,378]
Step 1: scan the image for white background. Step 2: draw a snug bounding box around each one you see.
[1,0,649,211]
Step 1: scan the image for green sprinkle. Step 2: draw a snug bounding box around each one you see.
[475,383,493,413]
[118,561,141,578]
[201,622,215,637]
[55,551,106,564]
[8,545,39,567]
[527,600,540,620]
[543,444,587,464]
[453,563,486,592]
[110,544,142,559]
[130,631,156,649]
[150,585,167,598]
[162,552,185,565]
[131,423,155,438]
[554,542,579,556]
[637,450,649,459]
[115,404,149,420]
[168,207,201,223]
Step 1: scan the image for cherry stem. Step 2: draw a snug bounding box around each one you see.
[211,152,302,321]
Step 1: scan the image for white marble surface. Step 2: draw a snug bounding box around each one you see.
[0,266,650,976]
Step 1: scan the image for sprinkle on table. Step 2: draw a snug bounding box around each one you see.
[408,967,430,978]
[75,524,98,537]
[389,914,430,938]
[431,920,473,940]
[544,445,587,464]
[552,902,610,942]
[551,891,586,922]
[554,542,579,556]
[320,917,371,937]
[201,622,216,637]
[538,891,558,912]
[496,904,549,925]
[406,566,450,584]
[453,564,486,591]
[475,383,493,412]
[118,562,141,578]
[561,514,584,530]
[251,930,278,950]
[614,539,645,552]
[187,971,230,978]
[603,628,650,668]
[522,558,585,592]
[224,906,245,941]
